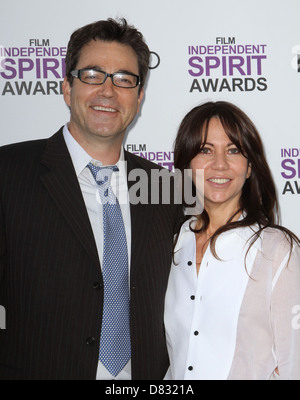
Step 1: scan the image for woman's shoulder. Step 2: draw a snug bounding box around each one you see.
[261,226,299,263]
[262,226,297,246]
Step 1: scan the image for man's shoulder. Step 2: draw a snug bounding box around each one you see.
[0,128,63,163]
[0,139,47,170]
[0,137,47,154]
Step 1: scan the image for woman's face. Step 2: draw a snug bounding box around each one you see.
[190,117,251,213]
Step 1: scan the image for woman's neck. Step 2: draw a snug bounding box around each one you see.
[197,203,243,236]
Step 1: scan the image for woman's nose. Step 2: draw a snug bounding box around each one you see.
[212,152,229,170]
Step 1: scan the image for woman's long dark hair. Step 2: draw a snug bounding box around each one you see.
[174,101,299,256]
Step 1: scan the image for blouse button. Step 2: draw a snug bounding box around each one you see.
[194,331,199,336]
[187,261,193,266]
[188,366,193,371]
[190,295,195,300]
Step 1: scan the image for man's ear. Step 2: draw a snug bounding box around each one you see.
[62,77,71,108]
[137,87,144,114]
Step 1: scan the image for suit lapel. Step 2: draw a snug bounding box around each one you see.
[126,151,154,281]
[40,128,99,266]
[40,136,157,275]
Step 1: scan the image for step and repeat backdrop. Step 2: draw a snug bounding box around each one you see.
[0,0,299,236]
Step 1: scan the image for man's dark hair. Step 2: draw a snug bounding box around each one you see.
[65,18,150,91]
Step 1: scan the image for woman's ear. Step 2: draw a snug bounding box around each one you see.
[247,162,252,179]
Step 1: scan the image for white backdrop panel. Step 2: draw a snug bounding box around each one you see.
[0,0,299,236]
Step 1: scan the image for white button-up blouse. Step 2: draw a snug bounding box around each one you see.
[164,218,300,380]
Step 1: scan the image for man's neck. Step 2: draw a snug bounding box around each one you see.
[68,127,125,165]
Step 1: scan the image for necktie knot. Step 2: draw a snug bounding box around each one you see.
[88,163,119,202]
[88,163,118,186]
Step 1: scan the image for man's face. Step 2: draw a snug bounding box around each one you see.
[63,40,144,149]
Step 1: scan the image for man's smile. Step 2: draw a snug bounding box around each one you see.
[91,105,118,113]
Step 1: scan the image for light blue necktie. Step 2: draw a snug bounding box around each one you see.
[88,163,131,377]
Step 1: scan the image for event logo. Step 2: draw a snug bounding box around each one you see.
[149,51,161,70]
[126,144,174,171]
[281,147,300,195]
[0,39,66,96]
[188,37,268,93]
[0,42,161,96]
[291,45,300,72]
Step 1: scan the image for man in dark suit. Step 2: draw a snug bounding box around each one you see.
[0,19,182,380]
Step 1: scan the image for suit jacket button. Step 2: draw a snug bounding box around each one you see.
[86,336,96,346]
[93,282,102,290]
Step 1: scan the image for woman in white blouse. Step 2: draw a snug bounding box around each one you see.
[164,101,300,380]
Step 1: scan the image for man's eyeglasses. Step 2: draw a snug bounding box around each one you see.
[70,68,140,89]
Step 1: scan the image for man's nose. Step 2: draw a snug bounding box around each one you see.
[96,77,116,97]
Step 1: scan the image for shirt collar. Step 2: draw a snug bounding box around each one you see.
[62,123,127,179]
[178,214,262,252]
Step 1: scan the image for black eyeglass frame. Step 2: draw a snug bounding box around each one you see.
[70,68,141,88]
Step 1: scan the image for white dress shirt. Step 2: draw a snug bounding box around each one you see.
[63,124,132,380]
[164,217,300,380]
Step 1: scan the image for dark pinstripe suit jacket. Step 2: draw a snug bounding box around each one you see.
[0,128,183,380]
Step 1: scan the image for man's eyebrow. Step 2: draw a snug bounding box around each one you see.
[80,65,103,70]
[116,69,138,75]
[79,66,137,75]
